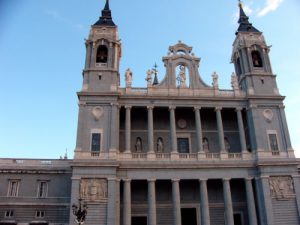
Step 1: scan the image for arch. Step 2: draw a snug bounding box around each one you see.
[251,50,263,67]
[96,45,108,63]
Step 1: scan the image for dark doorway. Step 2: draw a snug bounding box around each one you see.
[177,138,190,153]
[181,208,197,225]
[233,213,242,225]
[132,216,147,225]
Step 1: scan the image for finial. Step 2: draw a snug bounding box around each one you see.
[104,0,110,10]
[152,63,159,85]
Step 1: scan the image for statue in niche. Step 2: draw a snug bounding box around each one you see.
[212,72,219,88]
[135,137,142,152]
[125,68,133,87]
[231,72,239,90]
[269,176,295,199]
[146,69,153,87]
[178,65,187,88]
[224,137,231,151]
[157,138,164,153]
[202,138,209,152]
[251,51,263,67]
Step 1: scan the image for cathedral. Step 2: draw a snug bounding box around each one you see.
[1,1,300,225]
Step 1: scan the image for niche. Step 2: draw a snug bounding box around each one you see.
[96,45,108,63]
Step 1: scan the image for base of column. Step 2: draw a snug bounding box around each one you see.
[220,152,228,159]
[147,151,156,160]
[171,152,179,160]
[198,152,206,159]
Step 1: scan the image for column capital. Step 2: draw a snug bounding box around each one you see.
[214,106,222,111]
[222,178,231,182]
[147,178,156,182]
[194,106,201,111]
[169,106,176,111]
[124,105,132,109]
[247,104,258,110]
[107,177,118,181]
[171,178,180,183]
[199,178,208,182]
[278,104,285,109]
[235,107,243,112]
[245,177,254,181]
[123,178,132,182]
[147,105,155,110]
[111,102,119,107]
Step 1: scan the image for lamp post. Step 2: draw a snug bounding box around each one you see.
[72,198,88,225]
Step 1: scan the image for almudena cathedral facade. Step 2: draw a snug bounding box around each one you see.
[1,1,300,225]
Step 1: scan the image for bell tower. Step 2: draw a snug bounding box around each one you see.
[231,2,279,96]
[82,0,121,92]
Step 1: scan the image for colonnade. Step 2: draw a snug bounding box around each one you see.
[121,106,247,153]
[121,178,258,225]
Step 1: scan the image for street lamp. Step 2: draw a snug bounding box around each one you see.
[72,198,88,224]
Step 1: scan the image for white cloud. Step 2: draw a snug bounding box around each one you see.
[257,0,284,17]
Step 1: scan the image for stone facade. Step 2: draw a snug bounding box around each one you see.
[1,1,300,225]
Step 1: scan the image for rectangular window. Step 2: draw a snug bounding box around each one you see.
[7,180,20,197]
[91,133,101,151]
[36,211,45,218]
[4,210,14,218]
[177,138,190,153]
[37,181,48,198]
[268,133,279,151]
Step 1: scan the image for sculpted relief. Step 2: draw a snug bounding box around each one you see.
[80,178,108,201]
[269,176,295,199]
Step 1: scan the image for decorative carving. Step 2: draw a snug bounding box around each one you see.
[80,178,108,201]
[92,107,104,121]
[269,176,295,199]
[177,119,187,129]
[125,68,133,87]
[263,109,273,123]
[212,72,219,88]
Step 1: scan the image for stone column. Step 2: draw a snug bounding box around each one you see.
[259,176,274,225]
[69,177,81,225]
[148,106,154,153]
[169,106,178,153]
[123,179,131,225]
[194,107,203,152]
[223,178,234,225]
[172,179,181,225]
[245,178,258,225]
[199,179,210,225]
[125,105,132,153]
[148,179,157,225]
[236,107,247,152]
[110,103,119,152]
[115,179,120,225]
[279,105,293,151]
[107,178,117,225]
[215,107,225,152]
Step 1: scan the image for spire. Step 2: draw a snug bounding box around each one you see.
[236,1,260,34]
[94,0,116,27]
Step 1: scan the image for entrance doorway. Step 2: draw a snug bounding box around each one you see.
[181,208,197,225]
[132,216,147,225]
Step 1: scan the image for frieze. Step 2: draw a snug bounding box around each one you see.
[80,178,108,201]
[269,176,295,199]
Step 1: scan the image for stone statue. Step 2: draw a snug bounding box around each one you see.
[146,69,153,87]
[178,65,187,88]
[135,137,142,152]
[212,72,219,88]
[125,68,133,87]
[224,138,231,151]
[157,138,164,152]
[231,72,239,90]
[202,138,209,152]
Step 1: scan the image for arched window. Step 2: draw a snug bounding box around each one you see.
[96,45,108,63]
[202,137,209,152]
[251,50,263,67]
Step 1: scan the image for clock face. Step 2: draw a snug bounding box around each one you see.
[177,119,187,129]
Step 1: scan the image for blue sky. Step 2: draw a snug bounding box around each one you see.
[0,0,299,159]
